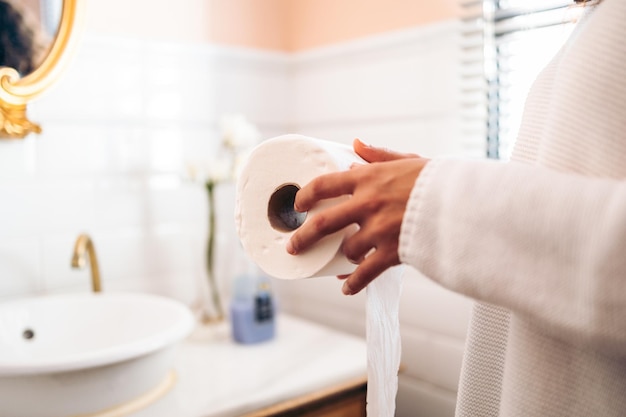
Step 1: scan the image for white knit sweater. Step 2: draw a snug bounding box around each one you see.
[399,1,626,416]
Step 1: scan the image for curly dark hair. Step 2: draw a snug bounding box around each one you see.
[0,0,43,75]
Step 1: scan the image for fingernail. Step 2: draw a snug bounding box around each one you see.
[342,281,354,296]
[286,240,296,255]
[356,138,371,147]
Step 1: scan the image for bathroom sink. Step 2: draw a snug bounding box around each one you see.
[0,292,195,417]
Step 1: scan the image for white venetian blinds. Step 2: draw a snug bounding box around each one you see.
[460,1,583,159]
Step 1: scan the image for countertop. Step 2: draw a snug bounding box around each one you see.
[135,314,368,417]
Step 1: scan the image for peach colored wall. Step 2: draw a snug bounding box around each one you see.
[85,0,212,43]
[83,0,459,51]
[288,0,460,51]
[209,0,290,51]
[209,0,460,52]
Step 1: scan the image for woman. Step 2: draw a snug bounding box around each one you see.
[287,0,626,415]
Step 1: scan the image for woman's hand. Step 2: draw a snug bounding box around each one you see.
[286,139,429,295]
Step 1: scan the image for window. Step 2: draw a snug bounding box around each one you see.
[461,1,584,160]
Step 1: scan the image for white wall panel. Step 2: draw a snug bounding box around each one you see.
[0,138,37,180]
[292,23,461,125]
[0,180,43,238]
[294,115,463,156]
[0,238,42,296]
[400,327,465,392]
[1,35,291,304]
[397,375,457,417]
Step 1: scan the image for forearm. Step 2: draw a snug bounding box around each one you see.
[400,157,626,355]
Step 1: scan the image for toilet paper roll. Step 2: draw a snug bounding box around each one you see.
[236,134,404,417]
[235,134,364,280]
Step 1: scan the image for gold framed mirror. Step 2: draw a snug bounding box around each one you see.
[0,0,83,139]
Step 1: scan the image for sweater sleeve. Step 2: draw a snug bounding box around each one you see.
[399,157,626,356]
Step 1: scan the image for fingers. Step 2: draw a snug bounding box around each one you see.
[353,138,420,163]
[287,200,359,255]
[342,229,374,265]
[294,170,356,213]
[286,139,415,295]
[341,249,398,295]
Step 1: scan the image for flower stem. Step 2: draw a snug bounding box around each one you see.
[205,181,225,321]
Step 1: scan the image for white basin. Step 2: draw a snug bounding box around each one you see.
[0,292,195,417]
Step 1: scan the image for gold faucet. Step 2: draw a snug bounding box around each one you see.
[71,234,102,292]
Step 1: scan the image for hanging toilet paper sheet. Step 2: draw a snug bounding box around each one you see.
[235,134,403,417]
[366,266,403,417]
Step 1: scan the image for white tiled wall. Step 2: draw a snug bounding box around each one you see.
[0,35,291,303]
[0,19,475,417]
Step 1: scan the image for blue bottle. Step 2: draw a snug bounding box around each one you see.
[230,274,275,344]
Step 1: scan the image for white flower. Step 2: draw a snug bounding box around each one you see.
[206,156,232,184]
[186,156,231,185]
[220,114,261,151]
[185,114,260,186]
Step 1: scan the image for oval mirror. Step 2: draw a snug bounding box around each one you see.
[0,0,83,139]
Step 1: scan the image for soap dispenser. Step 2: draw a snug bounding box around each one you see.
[230,271,276,344]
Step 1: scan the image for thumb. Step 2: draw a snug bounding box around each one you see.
[353,138,419,163]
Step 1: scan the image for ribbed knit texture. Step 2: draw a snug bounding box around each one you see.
[399,1,626,415]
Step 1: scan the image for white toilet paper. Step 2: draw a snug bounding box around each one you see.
[367,267,403,417]
[235,134,363,279]
[235,134,402,417]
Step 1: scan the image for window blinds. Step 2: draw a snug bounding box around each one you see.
[460,1,582,159]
